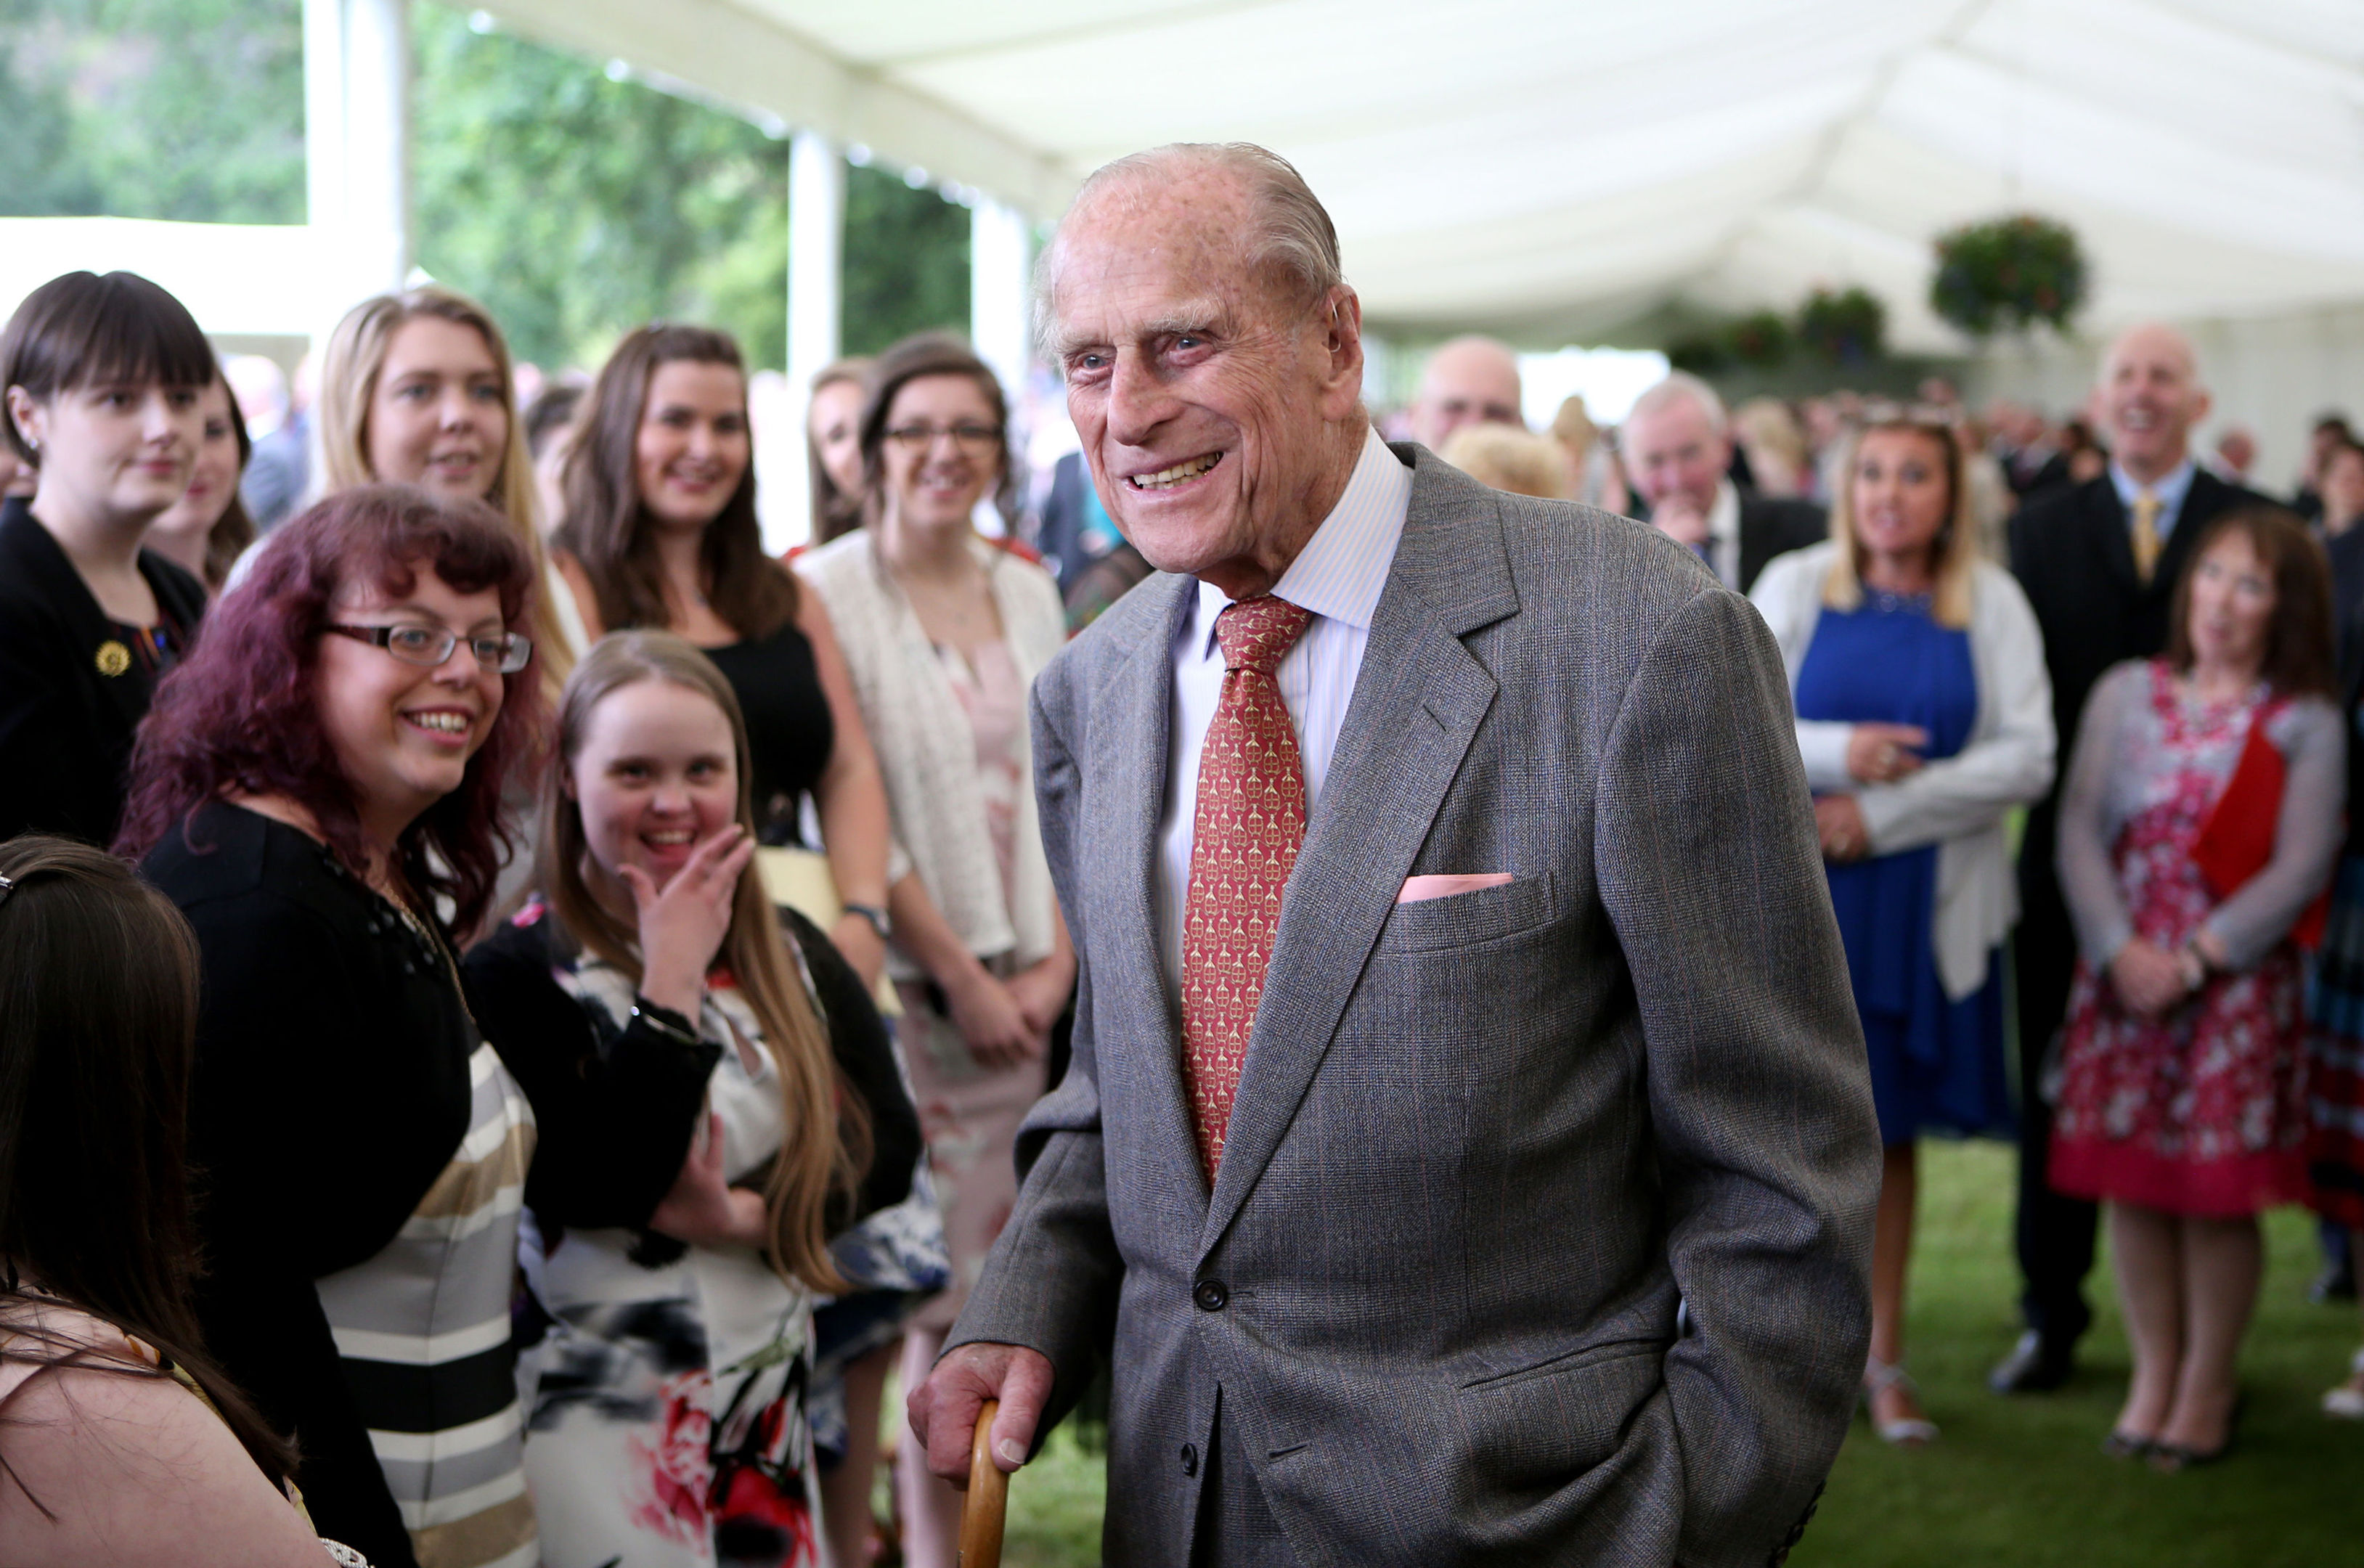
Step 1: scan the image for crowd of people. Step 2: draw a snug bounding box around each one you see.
[0,136,2360,1568]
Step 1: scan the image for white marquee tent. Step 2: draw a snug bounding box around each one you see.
[483,0,2364,352]
[4,0,2360,493]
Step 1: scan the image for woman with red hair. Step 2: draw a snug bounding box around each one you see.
[117,487,716,1568]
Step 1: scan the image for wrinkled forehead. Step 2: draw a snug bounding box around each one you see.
[1046,171,1270,341]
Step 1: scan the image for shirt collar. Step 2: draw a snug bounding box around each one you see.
[2110,456,2197,519]
[1186,426,1413,657]
[1708,478,1741,546]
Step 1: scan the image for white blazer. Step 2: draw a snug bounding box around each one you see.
[1750,542,2055,999]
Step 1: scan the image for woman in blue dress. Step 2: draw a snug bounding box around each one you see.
[1753,413,2055,1446]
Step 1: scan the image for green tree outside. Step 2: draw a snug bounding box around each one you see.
[0,0,972,373]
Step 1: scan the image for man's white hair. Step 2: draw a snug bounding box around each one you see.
[1033,142,1345,359]
[1626,370,1729,439]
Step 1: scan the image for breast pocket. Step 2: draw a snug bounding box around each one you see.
[1378,872,1557,954]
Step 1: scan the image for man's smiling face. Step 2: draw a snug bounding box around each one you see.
[1047,166,1355,595]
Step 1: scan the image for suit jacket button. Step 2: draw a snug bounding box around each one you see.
[1180,1442,1199,1477]
[1194,1279,1228,1312]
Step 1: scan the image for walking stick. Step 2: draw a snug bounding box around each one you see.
[959,1397,1009,1568]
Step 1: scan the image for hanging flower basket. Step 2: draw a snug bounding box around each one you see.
[1798,286,1886,366]
[1930,214,2087,338]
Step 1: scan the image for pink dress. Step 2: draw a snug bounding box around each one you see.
[2049,662,2324,1217]
[894,641,1048,1334]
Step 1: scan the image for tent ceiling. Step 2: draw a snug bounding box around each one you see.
[480,0,2364,351]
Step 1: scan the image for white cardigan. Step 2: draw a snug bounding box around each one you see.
[797,531,1067,977]
[1750,542,2055,1000]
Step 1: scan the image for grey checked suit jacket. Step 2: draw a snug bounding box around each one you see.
[947,446,1879,1568]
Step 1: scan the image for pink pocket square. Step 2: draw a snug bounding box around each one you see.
[1396,873,1513,904]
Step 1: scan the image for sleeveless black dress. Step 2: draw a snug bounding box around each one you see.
[702,618,835,846]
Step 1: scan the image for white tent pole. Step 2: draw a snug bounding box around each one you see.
[303,0,411,314]
[775,129,844,552]
[970,197,1032,413]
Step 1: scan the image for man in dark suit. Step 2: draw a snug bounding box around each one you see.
[1622,372,1826,592]
[908,142,1878,1567]
[1995,322,2270,1393]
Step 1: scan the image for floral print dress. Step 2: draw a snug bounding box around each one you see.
[2049,662,2325,1217]
[521,941,820,1568]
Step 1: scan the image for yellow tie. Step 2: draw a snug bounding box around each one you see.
[2131,492,2164,585]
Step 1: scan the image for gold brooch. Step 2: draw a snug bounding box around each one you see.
[94,640,131,677]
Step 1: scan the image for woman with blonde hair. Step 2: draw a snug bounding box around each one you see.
[1438,422,1572,500]
[806,356,871,545]
[463,629,915,1568]
[1751,414,2055,1447]
[313,285,583,674]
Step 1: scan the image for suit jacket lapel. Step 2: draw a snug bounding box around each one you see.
[1201,452,1517,1249]
[1087,573,1212,1206]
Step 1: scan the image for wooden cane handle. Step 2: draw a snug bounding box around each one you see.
[960,1397,1008,1568]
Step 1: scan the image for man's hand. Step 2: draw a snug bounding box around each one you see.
[1651,495,1710,550]
[908,1341,1056,1487]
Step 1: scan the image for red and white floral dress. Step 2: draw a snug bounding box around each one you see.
[2049,661,2340,1217]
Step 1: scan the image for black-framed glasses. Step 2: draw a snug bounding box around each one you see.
[323,623,533,674]
[882,422,1002,456]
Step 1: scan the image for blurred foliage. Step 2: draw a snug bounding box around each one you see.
[1930,213,2087,338]
[415,4,969,372]
[411,4,792,371]
[1669,288,1888,375]
[0,0,304,221]
[841,160,969,357]
[0,0,973,375]
[1797,286,1886,367]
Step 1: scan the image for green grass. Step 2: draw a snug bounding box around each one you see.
[908,1143,2364,1566]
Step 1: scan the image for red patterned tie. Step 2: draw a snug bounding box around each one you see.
[1181,595,1316,1180]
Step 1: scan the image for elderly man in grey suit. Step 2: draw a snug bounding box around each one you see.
[909,142,1879,1568]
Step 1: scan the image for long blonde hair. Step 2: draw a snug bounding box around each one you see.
[1822,415,1981,629]
[314,286,572,681]
[539,632,863,1293]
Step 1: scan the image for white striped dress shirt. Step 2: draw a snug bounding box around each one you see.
[1157,428,1413,993]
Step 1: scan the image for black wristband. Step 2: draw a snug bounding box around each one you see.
[630,997,702,1045]
[843,902,892,942]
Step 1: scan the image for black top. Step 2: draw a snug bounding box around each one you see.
[146,802,717,1568]
[1737,496,1830,595]
[0,496,205,845]
[699,619,835,846]
[2328,526,2364,671]
[464,900,921,1245]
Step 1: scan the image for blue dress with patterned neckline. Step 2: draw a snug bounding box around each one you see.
[1795,587,2013,1144]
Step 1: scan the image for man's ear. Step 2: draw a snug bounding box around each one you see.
[1316,286,1364,420]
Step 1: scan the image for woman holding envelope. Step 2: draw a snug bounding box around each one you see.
[2048,505,2341,1469]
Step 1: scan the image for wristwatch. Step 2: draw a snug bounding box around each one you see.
[843,902,892,942]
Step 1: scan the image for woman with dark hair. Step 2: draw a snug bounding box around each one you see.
[806,356,871,545]
[551,324,892,989]
[0,270,212,845]
[147,370,257,594]
[0,836,351,1567]
[116,486,624,1568]
[465,631,918,1568]
[796,332,1071,1567]
[2048,505,2341,1467]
